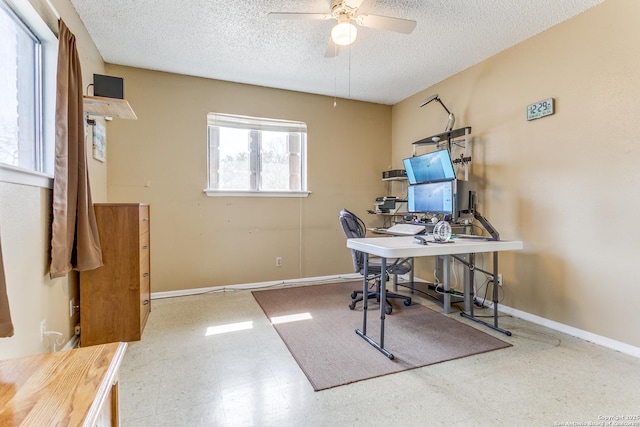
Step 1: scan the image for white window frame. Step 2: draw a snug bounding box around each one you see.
[0,0,57,189]
[204,113,309,198]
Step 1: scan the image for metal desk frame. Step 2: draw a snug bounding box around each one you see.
[347,235,523,359]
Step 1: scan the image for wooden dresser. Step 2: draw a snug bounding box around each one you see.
[80,203,150,347]
[0,342,127,426]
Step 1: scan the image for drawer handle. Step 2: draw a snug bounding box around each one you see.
[143,273,149,278]
[143,300,149,305]
[142,245,149,250]
[142,218,149,221]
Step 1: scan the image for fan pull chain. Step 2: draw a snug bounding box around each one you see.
[333,43,338,107]
[348,44,351,99]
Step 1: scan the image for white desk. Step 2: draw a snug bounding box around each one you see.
[347,235,523,359]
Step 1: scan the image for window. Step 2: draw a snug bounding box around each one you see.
[206,113,308,197]
[0,0,57,188]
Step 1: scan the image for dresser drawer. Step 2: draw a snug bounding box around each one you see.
[140,273,150,330]
[139,205,150,235]
[140,233,150,280]
[140,232,150,258]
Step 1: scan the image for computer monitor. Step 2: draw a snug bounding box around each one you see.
[407,180,455,217]
[403,149,456,185]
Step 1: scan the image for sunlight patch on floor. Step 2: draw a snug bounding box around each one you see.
[270,312,312,325]
[205,321,253,336]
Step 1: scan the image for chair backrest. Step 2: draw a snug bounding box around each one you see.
[338,209,366,273]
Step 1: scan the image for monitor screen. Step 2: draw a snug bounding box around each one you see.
[407,181,455,215]
[403,149,456,184]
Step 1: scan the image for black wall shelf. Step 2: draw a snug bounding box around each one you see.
[412,127,472,146]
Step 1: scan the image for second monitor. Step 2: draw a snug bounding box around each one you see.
[407,179,475,222]
[407,180,455,216]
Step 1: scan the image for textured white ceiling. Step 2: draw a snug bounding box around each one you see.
[69,0,603,105]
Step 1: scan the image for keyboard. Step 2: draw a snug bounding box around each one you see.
[385,223,426,235]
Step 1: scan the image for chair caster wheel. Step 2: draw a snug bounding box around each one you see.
[385,305,392,315]
[404,299,411,306]
[349,303,355,310]
[350,292,357,299]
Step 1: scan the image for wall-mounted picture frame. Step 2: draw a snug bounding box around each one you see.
[92,121,106,162]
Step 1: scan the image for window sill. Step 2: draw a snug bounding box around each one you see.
[0,164,53,189]
[203,189,310,198]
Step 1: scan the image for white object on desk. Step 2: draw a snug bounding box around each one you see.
[433,220,452,241]
[385,223,426,235]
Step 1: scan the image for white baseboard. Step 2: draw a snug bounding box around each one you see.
[61,334,79,351]
[477,298,640,359]
[150,273,362,300]
[151,274,639,359]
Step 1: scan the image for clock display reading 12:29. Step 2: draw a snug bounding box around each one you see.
[527,98,555,121]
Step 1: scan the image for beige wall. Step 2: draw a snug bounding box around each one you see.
[0,0,106,359]
[392,0,639,347]
[104,65,391,292]
[3,0,637,360]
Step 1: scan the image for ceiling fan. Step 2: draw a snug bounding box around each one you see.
[268,0,417,57]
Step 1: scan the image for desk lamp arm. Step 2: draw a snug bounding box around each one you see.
[419,94,456,132]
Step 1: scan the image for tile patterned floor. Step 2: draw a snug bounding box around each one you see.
[119,285,640,426]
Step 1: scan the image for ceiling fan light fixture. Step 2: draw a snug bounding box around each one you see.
[331,19,357,46]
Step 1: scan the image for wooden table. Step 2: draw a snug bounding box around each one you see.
[0,342,127,426]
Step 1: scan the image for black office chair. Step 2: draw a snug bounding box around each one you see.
[339,208,412,315]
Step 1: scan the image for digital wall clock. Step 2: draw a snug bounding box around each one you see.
[527,98,555,121]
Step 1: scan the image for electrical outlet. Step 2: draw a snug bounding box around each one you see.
[40,319,46,342]
[497,274,503,287]
[276,257,282,267]
[69,298,75,317]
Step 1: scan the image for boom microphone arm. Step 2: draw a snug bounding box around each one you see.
[458,191,499,240]
[473,211,500,241]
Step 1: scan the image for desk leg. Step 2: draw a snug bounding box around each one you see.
[379,257,387,348]
[355,255,394,359]
[492,251,500,329]
[443,255,451,314]
[410,257,415,290]
[460,251,512,336]
[361,254,368,335]
[466,253,475,317]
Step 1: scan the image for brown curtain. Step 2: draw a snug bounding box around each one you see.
[50,20,102,279]
[0,228,14,337]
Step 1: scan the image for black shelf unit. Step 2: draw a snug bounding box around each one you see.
[412,126,472,147]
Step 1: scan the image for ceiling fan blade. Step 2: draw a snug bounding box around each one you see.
[268,12,331,21]
[356,14,417,33]
[324,37,338,58]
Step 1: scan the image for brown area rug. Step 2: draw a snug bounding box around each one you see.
[252,281,511,391]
